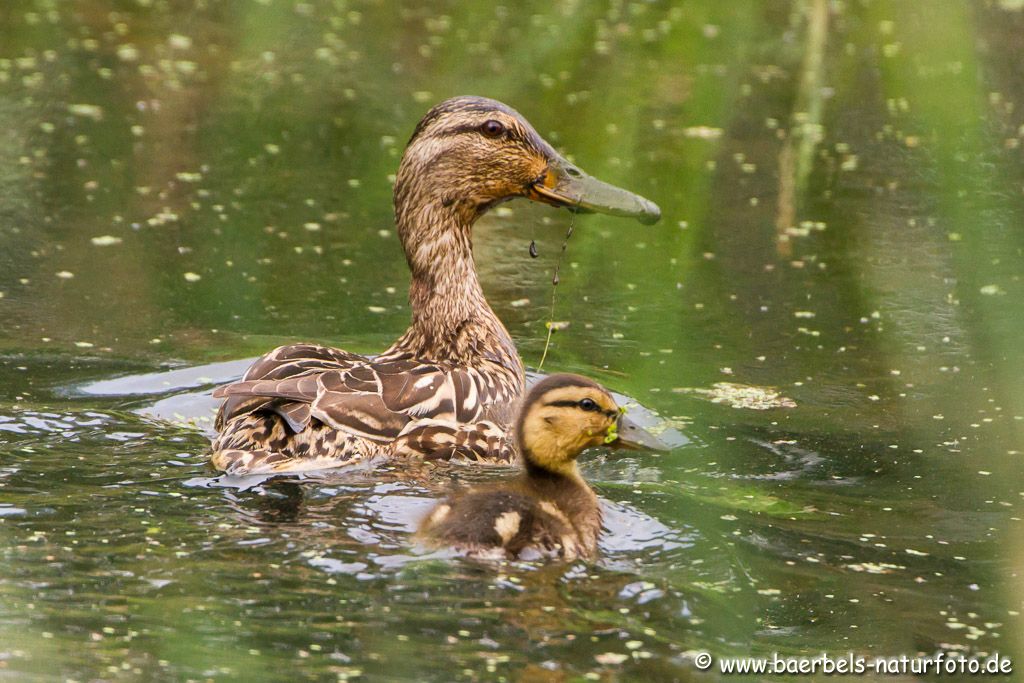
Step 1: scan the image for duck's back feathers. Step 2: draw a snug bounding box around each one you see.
[212,343,519,473]
[215,343,362,434]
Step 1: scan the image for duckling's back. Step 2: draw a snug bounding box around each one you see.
[418,479,600,561]
[420,490,538,558]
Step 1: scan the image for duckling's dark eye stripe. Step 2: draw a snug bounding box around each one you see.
[545,399,609,414]
[546,400,582,408]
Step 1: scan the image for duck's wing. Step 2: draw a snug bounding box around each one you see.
[213,344,515,445]
[213,344,362,432]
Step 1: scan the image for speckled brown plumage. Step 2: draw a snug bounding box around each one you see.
[212,342,518,473]
[210,96,660,475]
[418,374,621,561]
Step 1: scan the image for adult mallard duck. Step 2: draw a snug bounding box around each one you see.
[211,96,660,475]
[418,373,622,561]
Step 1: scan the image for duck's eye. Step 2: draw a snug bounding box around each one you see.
[480,119,506,138]
[578,398,599,412]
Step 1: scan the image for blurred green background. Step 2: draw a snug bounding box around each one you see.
[1,0,1023,680]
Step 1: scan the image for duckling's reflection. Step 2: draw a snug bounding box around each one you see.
[476,563,701,682]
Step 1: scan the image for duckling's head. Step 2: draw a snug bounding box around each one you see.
[516,373,622,477]
[396,96,660,230]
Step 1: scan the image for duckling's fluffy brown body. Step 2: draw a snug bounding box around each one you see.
[419,374,621,561]
[420,469,601,561]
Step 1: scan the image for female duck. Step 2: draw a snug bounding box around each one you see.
[419,374,622,561]
[211,97,659,475]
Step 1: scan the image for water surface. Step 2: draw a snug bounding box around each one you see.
[2,1,1024,680]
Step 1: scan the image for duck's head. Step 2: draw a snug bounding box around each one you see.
[396,96,661,227]
[516,373,625,477]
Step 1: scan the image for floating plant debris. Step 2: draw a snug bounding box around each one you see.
[673,382,797,410]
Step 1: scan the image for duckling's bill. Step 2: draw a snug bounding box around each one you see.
[527,153,661,225]
[612,412,670,451]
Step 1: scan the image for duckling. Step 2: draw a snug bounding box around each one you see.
[418,373,623,561]
[211,96,660,475]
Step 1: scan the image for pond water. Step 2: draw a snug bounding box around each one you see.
[2,1,1024,680]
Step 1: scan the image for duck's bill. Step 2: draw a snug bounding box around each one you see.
[527,155,661,225]
[613,413,670,452]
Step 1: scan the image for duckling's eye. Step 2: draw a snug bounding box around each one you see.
[578,398,599,412]
[480,119,506,138]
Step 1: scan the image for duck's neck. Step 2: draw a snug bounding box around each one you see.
[387,193,520,373]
